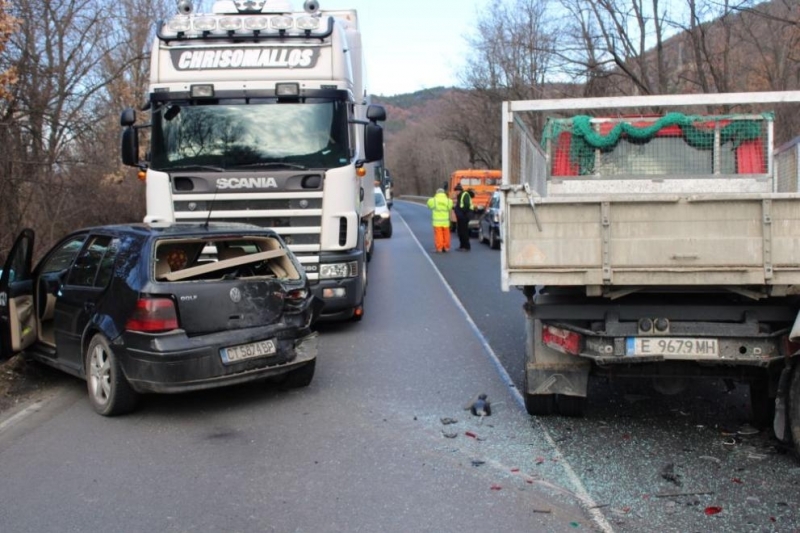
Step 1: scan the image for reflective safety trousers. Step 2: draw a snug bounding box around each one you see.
[427,193,453,227]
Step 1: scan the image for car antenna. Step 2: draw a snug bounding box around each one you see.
[204,185,219,229]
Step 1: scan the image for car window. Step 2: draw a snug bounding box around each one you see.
[66,236,113,287]
[7,235,32,283]
[94,238,120,288]
[40,236,86,275]
[374,191,386,207]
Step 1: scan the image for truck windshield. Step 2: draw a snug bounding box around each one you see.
[150,99,350,170]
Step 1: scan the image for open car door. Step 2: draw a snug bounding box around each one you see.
[0,229,35,361]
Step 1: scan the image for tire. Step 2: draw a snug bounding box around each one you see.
[523,372,555,415]
[85,334,139,416]
[556,394,586,417]
[789,362,800,455]
[283,360,315,388]
[478,224,487,244]
[489,229,499,250]
[383,222,392,239]
[525,393,556,416]
[749,379,774,429]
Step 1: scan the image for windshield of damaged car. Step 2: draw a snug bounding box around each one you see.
[150,98,351,171]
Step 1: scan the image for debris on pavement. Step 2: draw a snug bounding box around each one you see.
[442,431,458,439]
[704,506,723,516]
[468,393,492,417]
[660,463,682,486]
[471,459,485,467]
[440,417,458,425]
[533,508,552,514]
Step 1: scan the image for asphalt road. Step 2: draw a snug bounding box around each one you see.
[395,200,800,533]
[0,201,798,533]
[0,209,593,533]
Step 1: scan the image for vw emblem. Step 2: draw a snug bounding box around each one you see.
[229,287,242,303]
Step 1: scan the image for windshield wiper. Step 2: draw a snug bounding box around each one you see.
[161,164,226,172]
[229,162,308,170]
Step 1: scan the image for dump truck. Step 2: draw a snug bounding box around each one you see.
[500,91,800,452]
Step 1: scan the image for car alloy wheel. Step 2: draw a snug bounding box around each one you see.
[86,334,139,416]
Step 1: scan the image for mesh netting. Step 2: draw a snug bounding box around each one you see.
[541,112,772,177]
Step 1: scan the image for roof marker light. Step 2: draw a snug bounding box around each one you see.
[219,17,242,31]
[270,16,293,30]
[295,15,320,30]
[244,17,269,31]
[193,16,217,32]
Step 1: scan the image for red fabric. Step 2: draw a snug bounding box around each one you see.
[553,132,579,176]
[736,140,765,174]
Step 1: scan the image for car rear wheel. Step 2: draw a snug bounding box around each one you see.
[383,222,392,238]
[489,229,499,250]
[283,360,315,388]
[85,334,139,416]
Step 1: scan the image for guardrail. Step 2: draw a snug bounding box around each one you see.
[399,195,428,204]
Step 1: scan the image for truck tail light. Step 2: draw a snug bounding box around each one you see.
[542,325,583,356]
[126,298,179,333]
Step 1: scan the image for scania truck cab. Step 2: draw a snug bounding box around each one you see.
[121,0,385,321]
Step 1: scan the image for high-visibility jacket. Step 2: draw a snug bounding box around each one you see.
[455,190,475,217]
[427,192,453,227]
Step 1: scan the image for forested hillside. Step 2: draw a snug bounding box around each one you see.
[0,0,798,260]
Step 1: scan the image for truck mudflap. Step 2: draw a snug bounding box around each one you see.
[525,316,590,398]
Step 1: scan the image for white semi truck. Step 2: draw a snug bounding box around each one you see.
[121,0,385,321]
[501,91,800,453]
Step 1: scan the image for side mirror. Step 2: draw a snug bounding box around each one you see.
[120,107,136,127]
[121,127,140,167]
[366,104,386,122]
[364,123,384,163]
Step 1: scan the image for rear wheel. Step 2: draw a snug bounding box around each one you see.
[478,224,487,244]
[383,222,392,239]
[489,229,499,250]
[283,360,316,388]
[523,372,555,415]
[789,362,800,455]
[85,334,139,416]
[556,394,586,417]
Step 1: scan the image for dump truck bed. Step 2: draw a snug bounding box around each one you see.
[504,190,800,289]
[501,91,800,293]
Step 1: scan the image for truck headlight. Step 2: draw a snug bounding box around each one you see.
[380,212,390,219]
[320,261,358,279]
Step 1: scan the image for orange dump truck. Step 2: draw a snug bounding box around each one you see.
[448,169,501,231]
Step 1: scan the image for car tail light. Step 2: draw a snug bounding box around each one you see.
[285,288,308,301]
[542,325,583,356]
[126,298,179,333]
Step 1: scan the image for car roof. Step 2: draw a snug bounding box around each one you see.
[68,222,281,239]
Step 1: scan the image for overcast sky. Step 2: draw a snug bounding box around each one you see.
[324,0,486,96]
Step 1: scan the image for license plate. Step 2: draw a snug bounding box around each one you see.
[625,337,719,359]
[221,339,277,364]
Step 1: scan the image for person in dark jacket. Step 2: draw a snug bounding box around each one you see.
[453,183,475,251]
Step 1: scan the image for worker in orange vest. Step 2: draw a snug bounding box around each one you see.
[427,188,453,253]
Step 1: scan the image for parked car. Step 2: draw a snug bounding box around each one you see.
[0,223,320,416]
[373,187,392,238]
[478,190,502,250]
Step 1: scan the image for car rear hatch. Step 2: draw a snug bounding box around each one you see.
[151,235,306,336]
